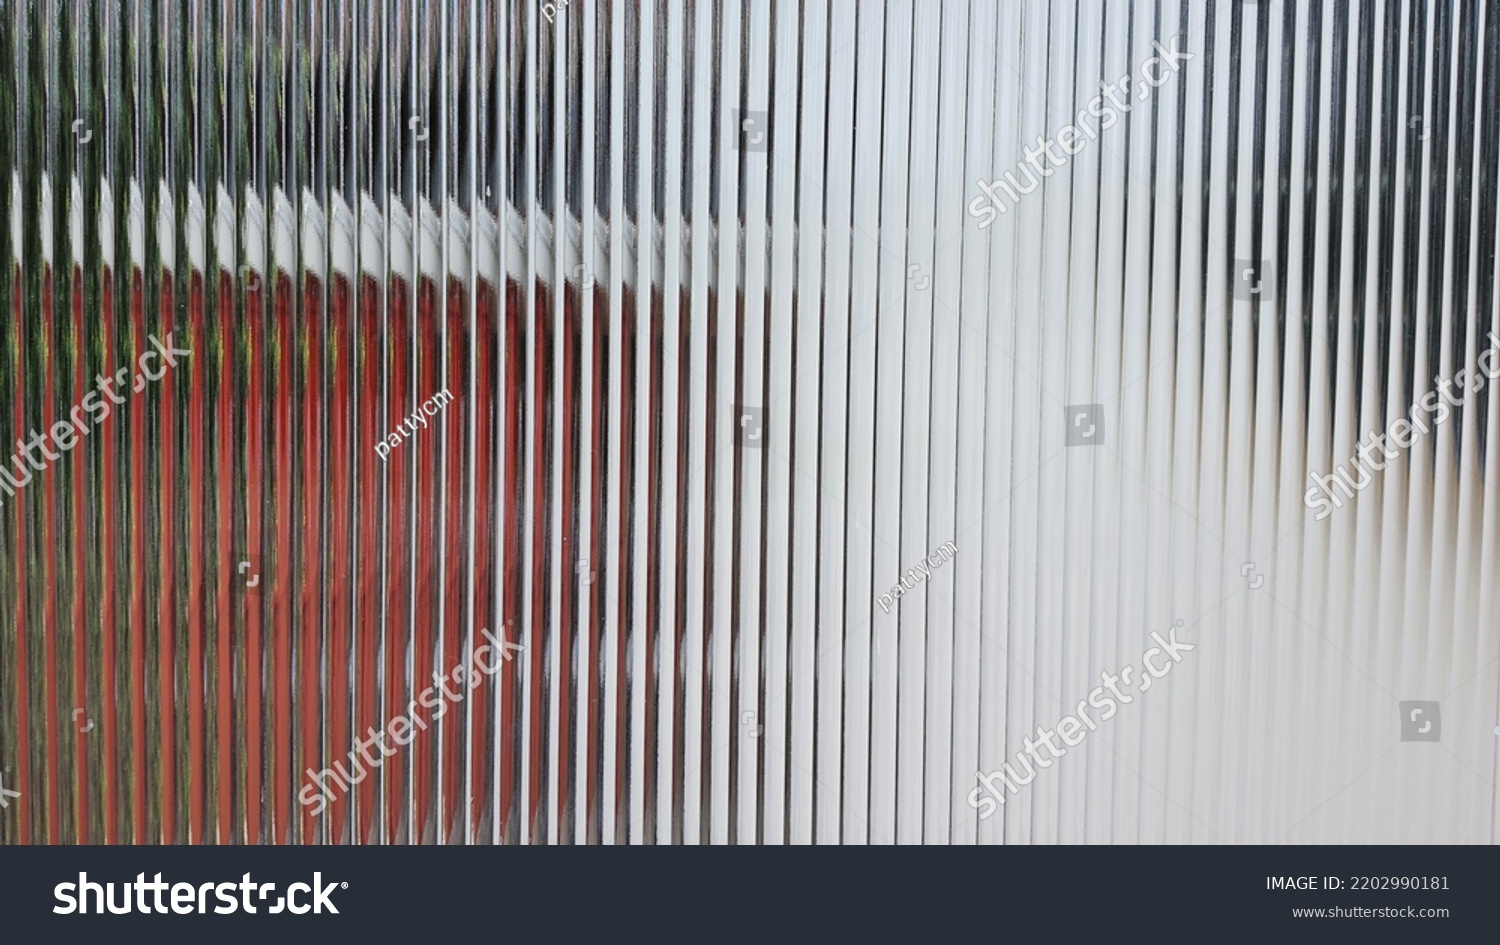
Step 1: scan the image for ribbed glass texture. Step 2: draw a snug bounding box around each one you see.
[1,0,1497,844]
